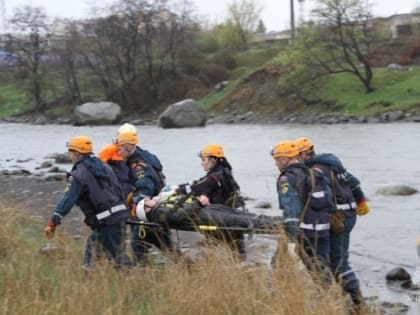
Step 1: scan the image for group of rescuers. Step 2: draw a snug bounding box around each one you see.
[43,123,370,313]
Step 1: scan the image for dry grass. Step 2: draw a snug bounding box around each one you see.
[0,201,376,315]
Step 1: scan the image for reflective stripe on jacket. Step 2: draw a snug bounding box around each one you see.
[71,158,127,228]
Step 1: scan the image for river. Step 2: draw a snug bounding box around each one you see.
[1,122,420,313]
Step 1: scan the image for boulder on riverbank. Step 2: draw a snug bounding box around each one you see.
[158,99,207,128]
[376,185,418,196]
[74,101,121,125]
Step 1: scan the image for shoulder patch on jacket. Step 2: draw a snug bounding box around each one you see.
[281,182,289,194]
[132,162,147,179]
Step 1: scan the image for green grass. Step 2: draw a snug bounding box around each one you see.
[0,68,105,118]
[234,47,283,68]
[312,67,420,115]
[0,83,32,117]
[199,68,254,109]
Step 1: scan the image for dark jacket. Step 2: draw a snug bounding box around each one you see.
[127,147,165,202]
[51,155,127,229]
[306,153,365,216]
[108,160,134,198]
[277,162,332,241]
[177,163,239,205]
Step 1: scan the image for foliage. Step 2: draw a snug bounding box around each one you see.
[212,50,238,70]
[2,0,420,120]
[222,0,263,50]
[235,47,284,68]
[195,32,221,54]
[256,19,266,33]
[214,21,247,51]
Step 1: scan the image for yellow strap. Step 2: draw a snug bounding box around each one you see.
[198,225,218,231]
[330,169,338,205]
[138,222,147,239]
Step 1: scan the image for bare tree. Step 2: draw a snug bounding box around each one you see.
[49,20,83,104]
[80,0,195,109]
[286,0,381,93]
[5,5,50,111]
[226,0,263,49]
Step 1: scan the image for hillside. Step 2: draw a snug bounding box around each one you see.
[2,38,420,123]
[197,37,420,122]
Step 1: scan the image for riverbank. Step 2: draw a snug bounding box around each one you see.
[1,107,420,126]
[0,174,89,237]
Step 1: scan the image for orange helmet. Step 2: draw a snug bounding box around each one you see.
[270,140,298,158]
[113,132,137,146]
[295,137,314,153]
[98,144,122,162]
[66,136,93,154]
[198,143,224,158]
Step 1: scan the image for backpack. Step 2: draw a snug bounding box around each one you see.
[301,167,333,213]
[288,166,332,213]
[295,166,333,239]
[149,165,166,196]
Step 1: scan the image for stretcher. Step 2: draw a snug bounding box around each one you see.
[126,203,283,235]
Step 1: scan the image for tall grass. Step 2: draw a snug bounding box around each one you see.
[0,200,376,315]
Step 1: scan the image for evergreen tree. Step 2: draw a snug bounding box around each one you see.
[256,19,266,33]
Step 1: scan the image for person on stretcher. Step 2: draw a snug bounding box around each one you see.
[134,192,283,232]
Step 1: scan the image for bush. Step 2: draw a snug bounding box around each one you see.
[196,34,221,54]
[213,50,237,70]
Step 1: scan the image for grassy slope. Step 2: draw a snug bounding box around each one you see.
[0,83,31,117]
[314,68,420,115]
[202,64,420,117]
[0,69,104,119]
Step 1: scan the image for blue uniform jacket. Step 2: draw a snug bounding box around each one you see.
[127,147,163,202]
[277,162,306,241]
[108,160,133,198]
[50,156,111,225]
[306,153,365,203]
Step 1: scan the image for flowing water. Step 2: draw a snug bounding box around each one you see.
[1,122,420,312]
